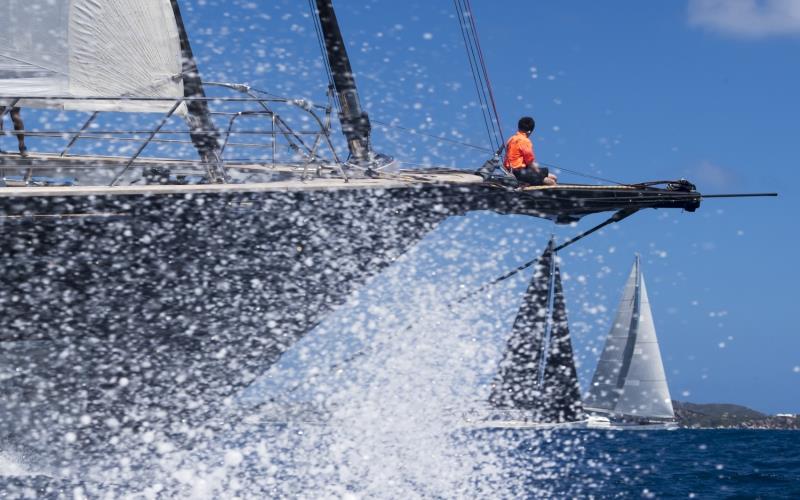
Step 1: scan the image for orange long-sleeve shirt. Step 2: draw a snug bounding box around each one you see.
[503,131,535,169]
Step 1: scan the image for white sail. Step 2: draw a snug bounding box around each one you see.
[0,0,184,113]
[584,259,639,412]
[585,257,674,420]
[614,274,674,418]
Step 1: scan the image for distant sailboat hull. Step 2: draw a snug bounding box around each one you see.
[465,408,614,430]
[583,408,678,430]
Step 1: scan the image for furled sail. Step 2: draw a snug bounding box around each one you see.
[584,256,674,419]
[488,243,584,423]
[0,0,184,113]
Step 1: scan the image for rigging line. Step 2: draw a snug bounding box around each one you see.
[371,118,493,152]
[455,208,640,304]
[458,0,501,149]
[460,0,501,144]
[553,208,638,252]
[461,0,503,149]
[247,87,329,110]
[537,161,628,186]
[453,0,497,151]
[464,0,505,142]
[453,0,488,113]
[308,0,340,113]
[309,0,334,84]
[455,1,495,152]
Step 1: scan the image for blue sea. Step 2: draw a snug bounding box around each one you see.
[512,429,800,499]
[2,429,798,498]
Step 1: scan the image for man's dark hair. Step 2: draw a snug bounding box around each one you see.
[518,116,535,133]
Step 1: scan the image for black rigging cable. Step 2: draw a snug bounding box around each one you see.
[453,0,498,151]
[538,161,628,186]
[308,0,340,113]
[455,208,639,304]
[464,0,504,143]
[458,0,501,147]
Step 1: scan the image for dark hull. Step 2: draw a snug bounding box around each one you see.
[0,186,464,467]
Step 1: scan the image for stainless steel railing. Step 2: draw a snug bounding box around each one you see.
[0,87,346,186]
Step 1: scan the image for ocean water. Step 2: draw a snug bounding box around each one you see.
[513,429,800,499]
[2,428,798,498]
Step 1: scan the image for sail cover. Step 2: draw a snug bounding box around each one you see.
[584,257,674,419]
[0,0,184,113]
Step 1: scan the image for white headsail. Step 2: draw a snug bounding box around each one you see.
[585,256,674,419]
[0,0,184,113]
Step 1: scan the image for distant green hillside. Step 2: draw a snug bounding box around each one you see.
[673,401,799,429]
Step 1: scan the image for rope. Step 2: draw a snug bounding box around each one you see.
[456,0,496,146]
[538,161,628,187]
[464,0,504,143]
[453,0,498,151]
[308,0,339,113]
[455,208,639,303]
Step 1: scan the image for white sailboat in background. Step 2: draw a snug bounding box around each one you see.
[584,256,677,429]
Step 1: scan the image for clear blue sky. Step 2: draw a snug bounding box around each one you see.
[174,1,798,413]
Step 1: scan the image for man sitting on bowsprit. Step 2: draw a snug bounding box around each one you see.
[504,116,556,186]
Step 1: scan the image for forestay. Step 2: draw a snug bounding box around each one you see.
[0,0,184,113]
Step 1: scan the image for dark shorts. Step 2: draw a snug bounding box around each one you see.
[512,166,549,185]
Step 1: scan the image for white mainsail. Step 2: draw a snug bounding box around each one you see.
[0,0,184,113]
[585,256,674,419]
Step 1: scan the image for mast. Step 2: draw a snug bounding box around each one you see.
[313,0,374,166]
[170,0,224,180]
